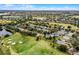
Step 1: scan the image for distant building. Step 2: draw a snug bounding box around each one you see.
[33,17,46,20]
[2,15,27,20]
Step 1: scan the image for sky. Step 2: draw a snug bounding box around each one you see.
[0,4,79,10]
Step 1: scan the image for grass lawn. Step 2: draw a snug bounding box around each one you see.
[71,16,79,18]
[49,22,79,30]
[0,20,16,24]
[2,32,67,55]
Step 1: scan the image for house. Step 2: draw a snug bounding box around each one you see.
[57,30,67,35]
[56,40,66,45]
[50,33,59,37]
[2,15,23,20]
[76,29,79,33]
[33,17,46,20]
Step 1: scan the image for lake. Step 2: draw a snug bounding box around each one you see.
[0,28,12,37]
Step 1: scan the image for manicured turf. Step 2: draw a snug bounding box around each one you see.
[49,22,79,30]
[72,16,79,18]
[2,32,67,55]
[0,20,16,24]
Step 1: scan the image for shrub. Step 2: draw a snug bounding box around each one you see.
[57,45,68,52]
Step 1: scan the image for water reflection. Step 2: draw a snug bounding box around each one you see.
[0,27,12,37]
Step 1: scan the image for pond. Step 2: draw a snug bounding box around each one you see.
[0,28,12,37]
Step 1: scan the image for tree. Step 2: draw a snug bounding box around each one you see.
[70,33,79,51]
[67,26,72,31]
[36,34,41,41]
[77,20,79,27]
[27,15,33,20]
[57,45,68,52]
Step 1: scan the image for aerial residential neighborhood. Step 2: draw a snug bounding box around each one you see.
[0,4,79,55]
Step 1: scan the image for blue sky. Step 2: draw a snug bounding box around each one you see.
[0,4,79,10]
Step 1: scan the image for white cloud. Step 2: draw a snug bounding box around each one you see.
[1,4,79,10]
[31,6,79,10]
[23,5,79,10]
[4,4,14,7]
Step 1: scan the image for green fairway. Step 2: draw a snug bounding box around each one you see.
[49,22,79,30]
[72,15,79,18]
[2,32,66,55]
[0,20,16,24]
